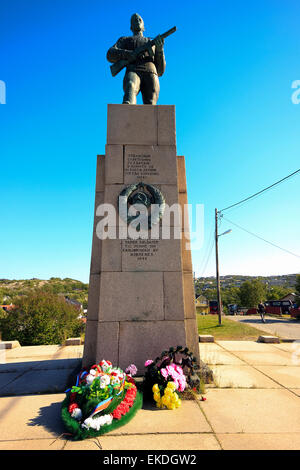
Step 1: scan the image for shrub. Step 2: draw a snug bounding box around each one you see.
[0,291,84,346]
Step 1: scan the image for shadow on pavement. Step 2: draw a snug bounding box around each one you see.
[0,359,82,397]
[27,400,66,437]
[237,318,297,325]
[0,358,82,373]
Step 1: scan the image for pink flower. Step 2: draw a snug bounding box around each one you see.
[125,364,137,376]
[160,368,168,379]
[177,376,186,392]
[175,365,183,375]
[173,378,179,390]
[144,360,154,367]
[166,365,180,379]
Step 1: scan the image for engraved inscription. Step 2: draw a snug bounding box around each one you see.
[122,239,159,261]
[125,154,159,178]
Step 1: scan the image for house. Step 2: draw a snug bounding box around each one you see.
[279,293,296,304]
[195,295,209,314]
[64,296,83,311]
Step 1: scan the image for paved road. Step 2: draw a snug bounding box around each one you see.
[230,315,300,340]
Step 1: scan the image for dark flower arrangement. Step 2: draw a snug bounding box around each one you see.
[143,345,202,406]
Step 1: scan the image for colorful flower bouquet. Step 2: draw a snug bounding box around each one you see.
[61,360,142,440]
[143,346,200,409]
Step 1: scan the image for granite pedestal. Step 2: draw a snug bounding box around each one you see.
[83,104,200,372]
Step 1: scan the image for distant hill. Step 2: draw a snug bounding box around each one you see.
[196,274,297,290]
[0,278,89,308]
[1,274,297,309]
[194,274,298,308]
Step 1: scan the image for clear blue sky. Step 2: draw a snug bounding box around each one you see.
[1,0,299,282]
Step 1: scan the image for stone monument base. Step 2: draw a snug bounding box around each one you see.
[83,104,200,372]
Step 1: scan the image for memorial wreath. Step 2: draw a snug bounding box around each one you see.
[61,360,142,440]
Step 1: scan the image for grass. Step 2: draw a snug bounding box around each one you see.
[197,314,269,340]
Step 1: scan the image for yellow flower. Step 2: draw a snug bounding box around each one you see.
[152,384,159,393]
[161,395,171,406]
[167,403,176,410]
[153,392,161,402]
[167,382,176,391]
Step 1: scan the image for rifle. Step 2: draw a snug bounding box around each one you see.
[110,26,177,77]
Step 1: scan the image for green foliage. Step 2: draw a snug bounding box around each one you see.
[195,285,240,313]
[0,291,84,346]
[72,377,130,403]
[265,286,291,301]
[238,279,266,307]
[0,278,88,311]
[195,275,296,309]
[200,287,217,301]
[295,275,300,306]
[220,287,240,313]
[196,278,293,311]
[0,288,5,305]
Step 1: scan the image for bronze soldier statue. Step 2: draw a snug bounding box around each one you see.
[107,14,170,105]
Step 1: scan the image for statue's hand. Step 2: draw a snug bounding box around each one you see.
[154,35,164,52]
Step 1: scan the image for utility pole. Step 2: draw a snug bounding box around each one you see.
[215,208,222,325]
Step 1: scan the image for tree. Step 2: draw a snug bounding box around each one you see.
[0,288,5,305]
[0,291,84,346]
[238,280,266,307]
[221,286,240,313]
[266,285,291,301]
[295,275,300,306]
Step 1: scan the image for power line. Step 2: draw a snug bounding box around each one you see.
[199,235,215,277]
[220,175,292,216]
[198,222,214,274]
[219,168,300,213]
[198,216,222,277]
[198,225,215,277]
[222,215,300,259]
